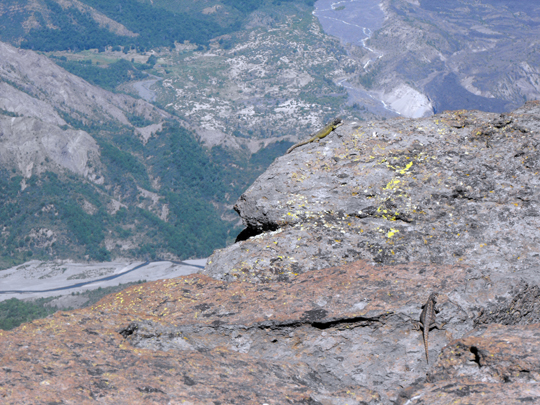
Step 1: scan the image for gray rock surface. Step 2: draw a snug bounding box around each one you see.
[193,101,540,403]
[396,323,540,404]
[0,82,67,126]
[122,261,498,403]
[0,116,99,177]
[204,102,540,285]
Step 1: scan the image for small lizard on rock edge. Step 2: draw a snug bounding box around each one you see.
[286,117,343,154]
[414,292,445,364]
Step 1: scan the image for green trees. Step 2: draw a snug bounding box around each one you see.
[84,0,225,48]
[59,202,110,261]
[21,0,120,51]
[0,298,58,331]
[17,0,317,52]
[21,0,229,52]
[54,59,147,92]
[0,169,112,265]
[98,140,150,188]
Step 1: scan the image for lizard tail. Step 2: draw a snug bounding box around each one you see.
[286,141,307,154]
[423,330,429,364]
[286,144,298,154]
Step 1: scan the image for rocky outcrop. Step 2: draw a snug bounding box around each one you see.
[396,324,540,404]
[2,103,540,403]
[198,101,540,402]
[204,102,540,284]
[0,82,66,126]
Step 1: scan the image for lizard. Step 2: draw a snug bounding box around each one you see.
[286,117,343,154]
[413,292,445,364]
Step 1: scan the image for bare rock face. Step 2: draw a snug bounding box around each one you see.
[0,268,388,404]
[0,82,66,126]
[432,324,540,385]
[0,116,99,177]
[396,324,540,404]
[204,102,540,285]
[0,42,169,126]
[2,261,540,403]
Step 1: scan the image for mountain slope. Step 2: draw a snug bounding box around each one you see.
[0,0,314,51]
[0,0,136,48]
[0,41,169,127]
[349,0,540,114]
[0,41,288,269]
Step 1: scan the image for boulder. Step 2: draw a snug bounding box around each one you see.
[204,103,540,285]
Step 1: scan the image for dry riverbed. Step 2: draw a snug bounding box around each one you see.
[0,259,205,303]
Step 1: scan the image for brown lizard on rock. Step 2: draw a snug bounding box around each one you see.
[286,117,343,154]
[414,292,445,364]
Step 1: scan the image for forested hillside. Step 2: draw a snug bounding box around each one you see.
[0,41,293,269]
[1,0,314,51]
[0,114,290,268]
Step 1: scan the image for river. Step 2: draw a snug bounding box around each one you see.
[313,0,384,48]
[132,75,162,102]
[0,260,205,301]
[314,0,398,116]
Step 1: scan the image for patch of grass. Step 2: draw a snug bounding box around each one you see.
[0,297,58,331]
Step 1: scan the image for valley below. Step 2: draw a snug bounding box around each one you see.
[314,0,540,118]
[131,75,162,102]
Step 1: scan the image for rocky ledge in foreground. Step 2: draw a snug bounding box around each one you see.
[2,103,540,404]
[2,260,540,404]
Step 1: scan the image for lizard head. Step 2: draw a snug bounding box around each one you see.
[428,292,439,302]
[332,117,343,126]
